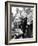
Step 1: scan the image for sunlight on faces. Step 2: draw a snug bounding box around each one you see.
[11,7,23,17]
[21,8,27,18]
[11,7,33,27]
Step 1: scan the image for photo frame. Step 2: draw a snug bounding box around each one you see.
[5,1,37,45]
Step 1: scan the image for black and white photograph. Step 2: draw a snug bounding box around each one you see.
[5,1,37,45]
[11,7,33,39]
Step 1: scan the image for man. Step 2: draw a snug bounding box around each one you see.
[13,8,23,39]
[19,8,27,38]
[26,8,33,38]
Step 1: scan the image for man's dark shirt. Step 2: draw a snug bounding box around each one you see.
[19,17,27,38]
